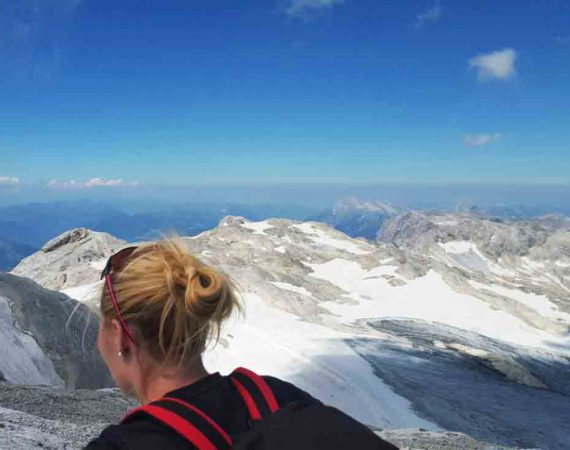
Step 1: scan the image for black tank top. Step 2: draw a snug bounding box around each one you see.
[84,372,323,449]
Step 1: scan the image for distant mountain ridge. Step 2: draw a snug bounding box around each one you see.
[313,197,570,242]
[312,197,399,239]
[380,210,570,262]
[0,236,36,271]
[0,200,316,247]
[2,198,568,262]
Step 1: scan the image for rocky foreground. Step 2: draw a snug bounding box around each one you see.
[0,381,530,450]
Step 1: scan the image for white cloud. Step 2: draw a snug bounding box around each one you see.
[469,48,517,81]
[0,176,19,185]
[285,0,344,17]
[415,3,442,28]
[48,178,139,189]
[462,133,503,147]
[85,177,126,187]
[48,179,80,189]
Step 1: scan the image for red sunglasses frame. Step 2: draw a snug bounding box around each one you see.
[101,246,139,345]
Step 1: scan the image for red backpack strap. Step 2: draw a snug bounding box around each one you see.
[230,367,280,421]
[122,397,232,450]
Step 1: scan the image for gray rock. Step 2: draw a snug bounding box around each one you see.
[375,428,531,450]
[0,272,113,389]
[0,383,136,449]
[378,211,570,327]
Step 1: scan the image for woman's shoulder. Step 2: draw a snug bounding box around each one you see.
[82,373,322,449]
[83,425,124,450]
[83,420,190,450]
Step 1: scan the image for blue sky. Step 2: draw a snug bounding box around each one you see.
[1,0,569,194]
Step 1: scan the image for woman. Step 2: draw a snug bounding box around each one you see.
[85,238,396,449]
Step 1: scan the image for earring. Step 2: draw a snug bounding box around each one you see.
[117,351,123,357]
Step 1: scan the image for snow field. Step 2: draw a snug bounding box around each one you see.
[307,258,570,355]
[291,223,372,255]
[204,293,438,430]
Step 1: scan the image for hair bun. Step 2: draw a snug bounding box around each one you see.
[196,268,213,289]
[185,266,226,319]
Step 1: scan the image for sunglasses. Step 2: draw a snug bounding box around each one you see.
[101,246,139,344]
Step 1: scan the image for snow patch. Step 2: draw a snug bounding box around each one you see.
[292,223,371,255]
[436,242,492,275]
[61,282,102,308]
[434,220,459,226]
[520,257,545,273]
[89,259,107,271]
[241,221,273,236]
[468,280,570,322]
[439,241,476,254]
[269,282,314,297]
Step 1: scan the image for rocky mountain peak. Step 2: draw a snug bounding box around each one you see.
[42,228,92,253]
[218,215,250,227]
[11,228,126,291]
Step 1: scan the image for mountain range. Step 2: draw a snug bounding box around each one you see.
[0,200,315,249]
[311,197,399,239]
[4,210,569,449]
[2,197,567,258]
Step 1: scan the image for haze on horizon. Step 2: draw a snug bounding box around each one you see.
[1,0,569,208]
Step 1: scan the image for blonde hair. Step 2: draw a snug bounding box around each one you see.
[100,237,241,368]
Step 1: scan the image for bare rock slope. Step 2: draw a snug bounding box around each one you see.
[0,272,112,388]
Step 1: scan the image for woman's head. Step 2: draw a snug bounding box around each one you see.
[97,237,240,398]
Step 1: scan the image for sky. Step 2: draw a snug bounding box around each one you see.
[0,0,569,202]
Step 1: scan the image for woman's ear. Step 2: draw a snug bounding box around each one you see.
[110,319,134,356]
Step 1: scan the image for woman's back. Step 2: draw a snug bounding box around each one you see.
[85,372,321,449]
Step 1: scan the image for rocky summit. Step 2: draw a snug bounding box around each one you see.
[11,227,126,291]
